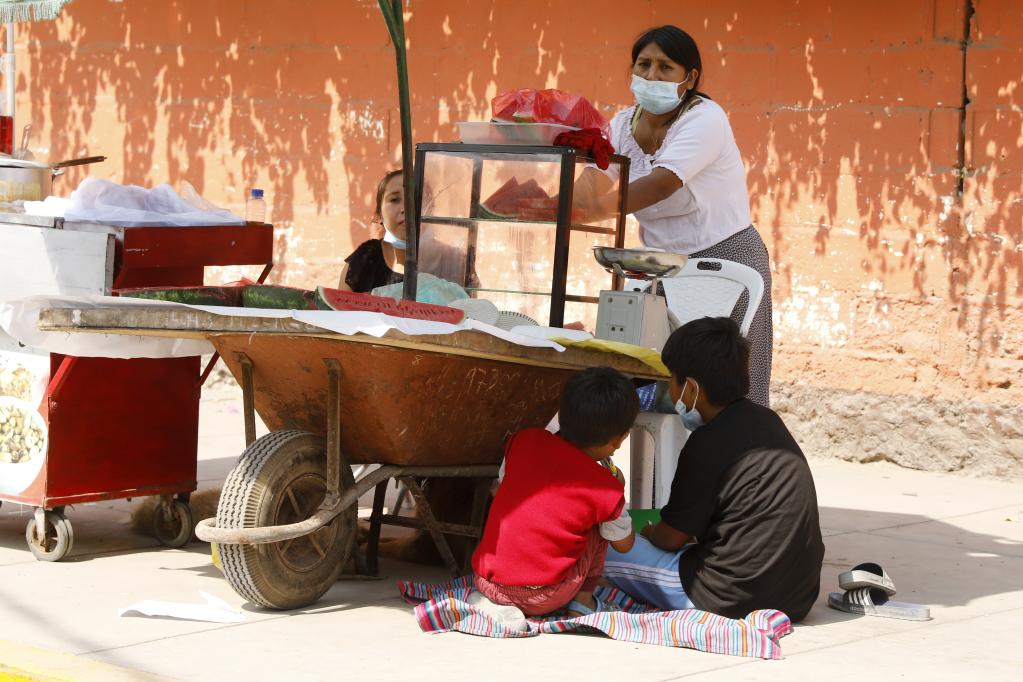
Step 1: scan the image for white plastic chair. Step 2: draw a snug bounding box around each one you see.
[630,258,764,508]
[660,258,764,336]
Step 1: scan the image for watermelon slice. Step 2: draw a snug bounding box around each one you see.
[315,286,465,324]
[482,177,520,207]
[479,177,566,222]
[118,286,243,307]
[242,285,317,310]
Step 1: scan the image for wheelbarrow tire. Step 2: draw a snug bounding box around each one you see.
[216,430,355,610]
[153,499,193,548]
[25,510,74,562]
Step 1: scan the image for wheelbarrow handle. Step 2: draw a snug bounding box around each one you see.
[195,464,401,545]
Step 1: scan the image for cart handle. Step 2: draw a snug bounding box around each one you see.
[195,463,498,545]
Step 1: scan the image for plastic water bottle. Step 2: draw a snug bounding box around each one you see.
[246,188,266,223]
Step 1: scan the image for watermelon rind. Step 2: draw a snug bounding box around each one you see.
[119,287,241,307]
[314,285,336,311]
[242,285,316,310]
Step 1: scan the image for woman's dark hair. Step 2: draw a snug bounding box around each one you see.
[661,317,750,405]
[374,169,403,219]
[559,367,640,449]
[631,25,708,101]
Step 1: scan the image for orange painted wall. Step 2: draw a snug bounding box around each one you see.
[14,1,1022,415]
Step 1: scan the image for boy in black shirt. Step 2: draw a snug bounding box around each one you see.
[604,317,824,621]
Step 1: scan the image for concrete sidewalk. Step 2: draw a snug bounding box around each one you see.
[0,385,1020,681]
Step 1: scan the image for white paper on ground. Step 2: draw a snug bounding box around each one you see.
[117,591,245,623]
[0,294,567,359]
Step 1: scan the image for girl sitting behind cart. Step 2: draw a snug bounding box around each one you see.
[337,169,474,293]
[471,367,638,617]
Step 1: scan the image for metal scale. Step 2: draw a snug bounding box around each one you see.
[592,247,689,351]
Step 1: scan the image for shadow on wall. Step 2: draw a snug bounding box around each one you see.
[21,1,399,284]
[19,1,1020,346]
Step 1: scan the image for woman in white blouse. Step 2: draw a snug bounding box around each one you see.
[590,25,773,407]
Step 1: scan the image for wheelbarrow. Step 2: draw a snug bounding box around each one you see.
[37,304,666,609]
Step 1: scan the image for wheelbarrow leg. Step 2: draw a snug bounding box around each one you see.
[398,475,460,576]
[235,352,256,447]
[324,358,356,569]
[366,479,388,576]
[323,358,356,502]
[462,477,492,574]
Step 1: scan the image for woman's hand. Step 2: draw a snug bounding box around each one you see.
[573,168,617,222]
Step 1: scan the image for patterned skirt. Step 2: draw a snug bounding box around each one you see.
[689,226,773,407]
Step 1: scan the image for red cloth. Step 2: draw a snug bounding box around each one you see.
[471,428,625,587]
[473,528,608,616]
[553,128,615,170]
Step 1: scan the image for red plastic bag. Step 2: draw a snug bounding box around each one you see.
[492,89,608,135]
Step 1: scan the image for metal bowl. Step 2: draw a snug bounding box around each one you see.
[592,247,688,278]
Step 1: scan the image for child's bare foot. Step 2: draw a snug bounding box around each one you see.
[564,591,597,617]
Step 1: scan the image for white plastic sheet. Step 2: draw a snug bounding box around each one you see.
[24,178,245,227]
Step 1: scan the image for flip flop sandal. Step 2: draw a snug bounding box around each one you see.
[838,562,896,595]
[828,588,931,621]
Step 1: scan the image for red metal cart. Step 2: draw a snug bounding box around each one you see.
[0,218,273,560]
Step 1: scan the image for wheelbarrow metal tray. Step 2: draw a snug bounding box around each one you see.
[38,306,666,466]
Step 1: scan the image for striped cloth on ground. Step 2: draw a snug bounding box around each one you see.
[397,575,792,659]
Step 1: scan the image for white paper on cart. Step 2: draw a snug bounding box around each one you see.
[117,591,245,623]
[0,294,568,360]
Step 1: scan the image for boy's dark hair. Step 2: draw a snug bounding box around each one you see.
[558,367,640,449]
[660,317,750,406]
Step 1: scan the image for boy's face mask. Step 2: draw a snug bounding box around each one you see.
[674,378,705,431]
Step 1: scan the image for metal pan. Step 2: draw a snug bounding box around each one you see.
[592,246,688,278]
[0,156,107,202]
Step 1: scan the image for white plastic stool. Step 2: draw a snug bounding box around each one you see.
[629,412,688,509]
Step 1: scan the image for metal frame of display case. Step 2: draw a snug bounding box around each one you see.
[411,143,630,327]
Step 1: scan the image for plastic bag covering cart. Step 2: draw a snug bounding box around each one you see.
[0,215,274,560]
[36,304,667,609]
[412,143,630,329]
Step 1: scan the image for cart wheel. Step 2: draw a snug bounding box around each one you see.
[216,430,356,610]
[25,510,74,562]
[153,499,194,548]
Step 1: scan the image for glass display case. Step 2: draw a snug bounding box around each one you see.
[411,143,630,328]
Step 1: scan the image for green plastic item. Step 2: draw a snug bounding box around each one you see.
[371,273,469,307]
[630,508,661,532]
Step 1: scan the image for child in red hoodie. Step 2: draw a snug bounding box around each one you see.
[472,367,638,617]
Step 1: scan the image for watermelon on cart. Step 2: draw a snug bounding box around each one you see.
[315,286,465,325]
[242,285,317,310]
[118,285,243,307]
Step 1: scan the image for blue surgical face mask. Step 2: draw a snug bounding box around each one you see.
[382,227,406,251]
[674,379,705,431]
[630,74,691,115]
